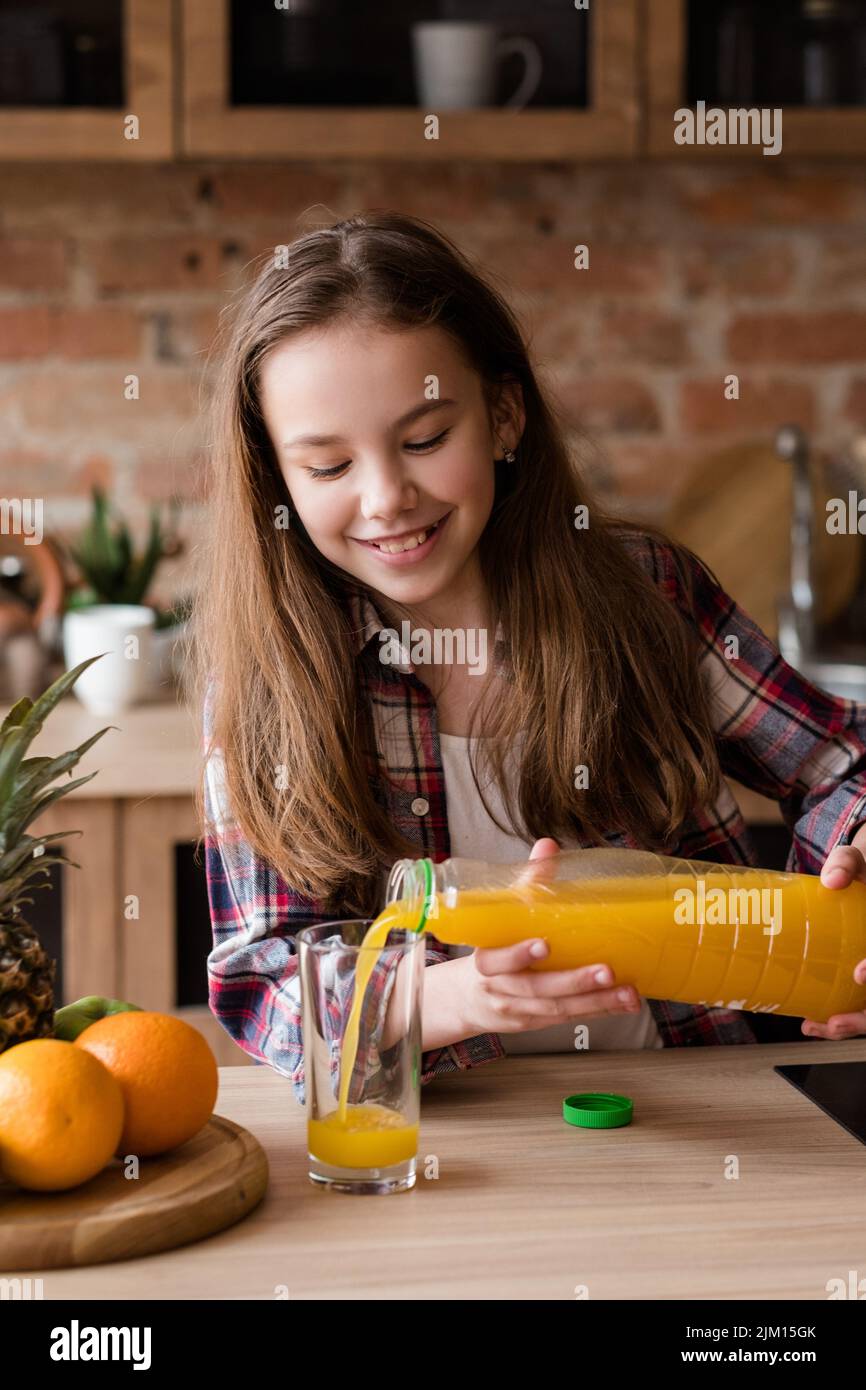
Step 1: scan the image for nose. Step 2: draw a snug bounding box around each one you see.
[359,459,419,522]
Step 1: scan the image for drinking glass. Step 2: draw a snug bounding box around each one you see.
[297,920,424,1194]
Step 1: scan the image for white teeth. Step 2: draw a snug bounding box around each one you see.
[372,524,433,554]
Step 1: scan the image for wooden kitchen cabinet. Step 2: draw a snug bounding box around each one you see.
[0,0,174,162]
[645,0,866,157]
[5,0,866,165]
[180,0,639,161]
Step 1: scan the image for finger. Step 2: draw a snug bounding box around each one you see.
[530,838,560,859]
[803,1012,866,1039]
[821,846,866,888]
[801,1020,830,1038]
[513,838,561,888]
[825,1012,866,1037]
[473,928,621,988]
[474,936,557,976]
[490,961,626,1001]
[496,984,641,1027]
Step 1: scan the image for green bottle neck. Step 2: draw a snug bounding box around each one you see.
[384,856,437,933]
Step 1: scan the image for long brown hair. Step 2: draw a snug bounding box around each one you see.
[185,211,723,916]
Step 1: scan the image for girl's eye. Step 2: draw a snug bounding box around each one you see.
[308,462,349,480]
[405,427,451,453]
[306,428,451,479]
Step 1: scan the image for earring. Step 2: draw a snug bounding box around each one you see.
[503,448,516,463]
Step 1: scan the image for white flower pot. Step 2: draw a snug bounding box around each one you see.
[62,604,156,715]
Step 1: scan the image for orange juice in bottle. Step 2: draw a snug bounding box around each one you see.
[372,847,866,1023]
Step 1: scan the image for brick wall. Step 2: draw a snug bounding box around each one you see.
[1,158,865,604]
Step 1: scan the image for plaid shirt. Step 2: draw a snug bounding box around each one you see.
[203,531,866,1106]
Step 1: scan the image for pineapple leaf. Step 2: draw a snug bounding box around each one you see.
[9,893,40,914]
[18,654,108,735]
[2,844,74,890]
[0,829,82,885]
[0,836,81,912]
[7,727,113,817]
[8,867,77,914]
[7,846,84,905]
[4,772,100,846]
[0,726,29,816]
[14,755,57,782]
[0,695,34,737]
[0,658,114,919]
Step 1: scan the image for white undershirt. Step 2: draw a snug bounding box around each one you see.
[437,731,664,1053]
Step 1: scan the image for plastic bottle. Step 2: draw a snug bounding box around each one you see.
[380,847,866,1023]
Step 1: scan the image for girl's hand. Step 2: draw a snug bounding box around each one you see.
[454,838,643,1038]
[801,834,866,1040]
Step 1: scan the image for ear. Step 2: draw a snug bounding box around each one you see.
[492,377,526,453]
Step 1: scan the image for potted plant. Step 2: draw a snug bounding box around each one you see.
[59,487,190,714]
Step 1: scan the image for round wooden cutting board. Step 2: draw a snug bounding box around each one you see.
[0,1115,268,1272]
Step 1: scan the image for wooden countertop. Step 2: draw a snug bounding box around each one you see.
[1,695,786,823]
[4,694,201,800]
[25,1040,866,1299]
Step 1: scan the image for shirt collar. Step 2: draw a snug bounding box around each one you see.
[346,585,508,676]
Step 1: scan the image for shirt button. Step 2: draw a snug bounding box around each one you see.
[411,797,429,816]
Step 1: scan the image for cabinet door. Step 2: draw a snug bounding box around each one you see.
[0,0,173,161]
[121,796,252,1067]
[645,0,866,157]
[29,799,121,1003]
[182,0,639,160]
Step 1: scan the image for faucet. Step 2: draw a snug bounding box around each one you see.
[775,423,866,703]
[775,423,817,667]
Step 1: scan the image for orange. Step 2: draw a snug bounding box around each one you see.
[75,1012,218,1157]
[0,1039,124,1191]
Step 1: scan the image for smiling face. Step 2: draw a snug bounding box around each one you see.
[258,319,523,619]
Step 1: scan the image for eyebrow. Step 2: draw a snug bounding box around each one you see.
[281,398,457,451]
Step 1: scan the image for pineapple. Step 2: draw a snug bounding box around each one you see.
[0,656,111,1053]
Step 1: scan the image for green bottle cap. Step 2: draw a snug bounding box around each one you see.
[562,1092,634,1129]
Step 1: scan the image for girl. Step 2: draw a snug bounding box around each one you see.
[189,211,866,1106]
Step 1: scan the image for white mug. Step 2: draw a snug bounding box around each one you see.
[411,21,543,112]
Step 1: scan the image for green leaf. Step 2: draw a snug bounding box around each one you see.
[64,587,99,614]
[6,773,99,841]
[69,486,126,600]
[0,727,29,814]
[18,654,109,734]
[116,524,133,584]
[0,696,34,738]
[15,756,57,779]
[66,487,171,606]
[0,833,79,903]
[7,729,111,817]
[125,506,165,606]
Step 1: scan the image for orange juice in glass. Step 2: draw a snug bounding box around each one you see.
[297,920,424,1193]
